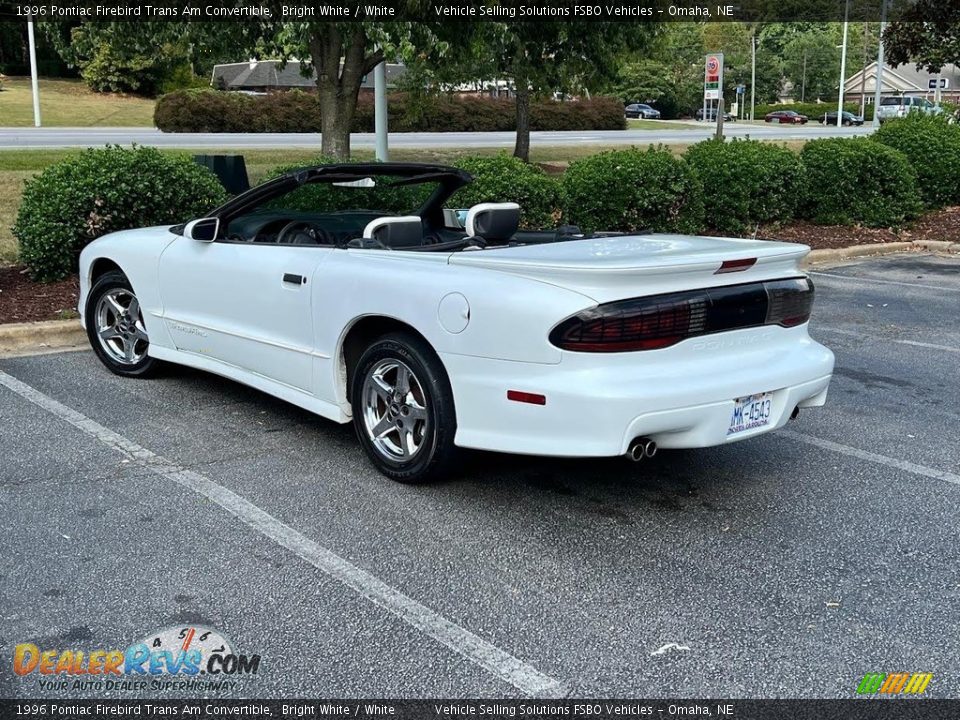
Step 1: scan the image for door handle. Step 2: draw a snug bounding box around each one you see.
[283,273,306,285]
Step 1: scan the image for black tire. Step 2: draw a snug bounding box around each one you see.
[85,270,159,378]
[351,332,458,483]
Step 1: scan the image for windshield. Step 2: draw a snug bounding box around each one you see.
[260,177,438,215]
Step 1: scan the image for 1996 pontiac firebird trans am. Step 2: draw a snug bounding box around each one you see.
[79,162,834,483]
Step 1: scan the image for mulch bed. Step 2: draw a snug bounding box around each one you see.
[0,207,957,325]
[0,265,79,324]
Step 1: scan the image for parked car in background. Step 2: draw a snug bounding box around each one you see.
[765,110,808,124]
[625,103,661,120]
[875,95,944,123]
[818,111,864,126]
[694,108,735,122]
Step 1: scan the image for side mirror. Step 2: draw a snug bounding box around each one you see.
[183,217,219,243]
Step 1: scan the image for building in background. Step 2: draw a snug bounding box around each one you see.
[844,62,960,106]
[211,60,406,94]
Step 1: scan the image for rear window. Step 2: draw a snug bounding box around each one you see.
[880,97,899,106]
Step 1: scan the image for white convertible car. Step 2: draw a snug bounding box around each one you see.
[79,162,834,482]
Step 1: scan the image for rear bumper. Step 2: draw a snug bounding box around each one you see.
[442,325,834,457]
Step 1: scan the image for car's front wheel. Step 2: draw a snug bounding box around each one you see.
[351,332,458,483]
[85,270,158,377]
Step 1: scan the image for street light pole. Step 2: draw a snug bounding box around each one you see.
[837,0,850,128]
[374,60,388,161]
[27,12,42,128]
[872,0,889,128]
[750,32,756,121]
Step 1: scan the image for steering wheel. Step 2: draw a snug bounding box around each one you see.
[276,220,333,246]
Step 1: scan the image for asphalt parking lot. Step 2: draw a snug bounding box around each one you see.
[1,253,958,700]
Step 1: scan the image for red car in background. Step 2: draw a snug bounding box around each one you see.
[765,110,809,124]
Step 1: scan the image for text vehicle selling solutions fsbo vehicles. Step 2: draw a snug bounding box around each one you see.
[77,163,834,482]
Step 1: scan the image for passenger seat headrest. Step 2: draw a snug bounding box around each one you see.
[362,216,423,249]
[465,203,520,242]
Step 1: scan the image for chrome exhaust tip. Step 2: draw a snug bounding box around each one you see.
[627,437,657,462]
[643,439,658,458]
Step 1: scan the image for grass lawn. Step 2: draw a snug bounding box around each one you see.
[0,140,807,265]
[626,119,697,130]
[0,77,156,127]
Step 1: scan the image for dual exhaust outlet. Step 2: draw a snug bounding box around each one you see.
[627,437,658,462]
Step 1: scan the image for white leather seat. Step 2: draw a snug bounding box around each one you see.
[465,203,520,242]
[362,216,423,248]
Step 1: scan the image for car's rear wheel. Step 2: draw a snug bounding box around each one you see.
[351,332,458,483]
[85,270,158,377]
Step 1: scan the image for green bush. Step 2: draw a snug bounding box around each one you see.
[561,147,704,234]
[872,114,960,207]
[685,139,802,233]
[154,90,626,133]
[449,155,561,228]
[13,146,227,282]
[798,138,922,227]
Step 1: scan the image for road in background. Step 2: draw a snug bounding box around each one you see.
[1,254,956,699]
[0,123,873,150]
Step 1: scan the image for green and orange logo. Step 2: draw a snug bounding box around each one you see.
[857,672,932,695]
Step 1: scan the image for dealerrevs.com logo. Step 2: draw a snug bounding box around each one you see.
[856,672,933,696]
[13,625,260,692]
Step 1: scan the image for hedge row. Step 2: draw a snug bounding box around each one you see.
[14,115,958,281]
[154,89,626,133]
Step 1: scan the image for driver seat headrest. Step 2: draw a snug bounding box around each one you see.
[362,216,423,249]
[465,203,520,242]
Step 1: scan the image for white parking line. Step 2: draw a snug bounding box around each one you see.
[780,430,960,487]
[816,326,960,355]
[810,271,960,292]
[0,369,567,698]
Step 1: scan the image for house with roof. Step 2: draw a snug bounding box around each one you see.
[210,60,406,94]
[844,61,960,105]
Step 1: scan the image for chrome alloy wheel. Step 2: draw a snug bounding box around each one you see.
[361,359,430,461]
[95,288,149,365]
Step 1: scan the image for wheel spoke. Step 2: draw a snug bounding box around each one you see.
[98,326,121,341]
[370,415,395,439]
[402,427,416,456]
[372,375,393,402]
[395,365,410,397]
[122,336,137,362]
[105,295,125,317]
[407,405,427,421]
[127,296,140,320]
[133,324,149,343]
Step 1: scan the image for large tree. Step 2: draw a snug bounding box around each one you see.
[420,21,657,161]
[884,1,960,71]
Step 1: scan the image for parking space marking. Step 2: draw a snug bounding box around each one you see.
[816,326,960,355]
[781,430,960,487]
[810,271,960,293]
[0,369,568,698]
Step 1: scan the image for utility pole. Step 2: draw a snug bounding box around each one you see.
[859,23,869,118]
[801,50,807,103]
[751,31,757,121]
[872,0,889,128]
[27,12,41,127]
[373,60,388,161]
[837,0,850,128]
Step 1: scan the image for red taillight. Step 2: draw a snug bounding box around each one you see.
[715,258,757,273]
[550,277,813,353]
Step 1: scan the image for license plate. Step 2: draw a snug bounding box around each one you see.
[728,392,773,436]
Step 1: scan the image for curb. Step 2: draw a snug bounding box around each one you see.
[0,319,86,357]
[805,240,960,266]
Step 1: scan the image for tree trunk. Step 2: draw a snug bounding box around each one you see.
[513,85,531,162]
[308,27,381,161]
